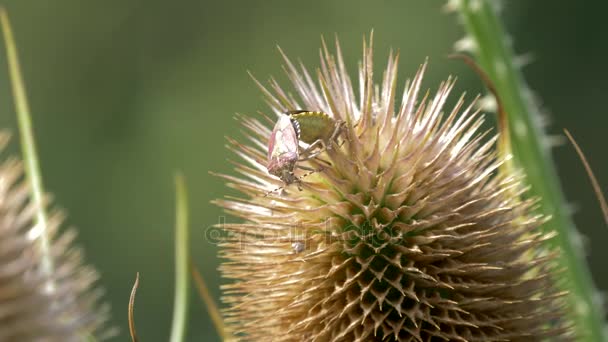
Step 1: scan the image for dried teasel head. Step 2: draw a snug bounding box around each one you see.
[0,134,112,341]
[215,37,572,341]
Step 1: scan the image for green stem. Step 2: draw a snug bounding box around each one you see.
[170,172,190,342]
[0,8,53,275]
[454,1,606,340]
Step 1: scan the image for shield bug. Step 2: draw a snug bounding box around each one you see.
[266,110,344,190]
[267,113,301,186]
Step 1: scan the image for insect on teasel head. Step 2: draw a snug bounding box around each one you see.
[266,110,344,190]
[216,36,572,341]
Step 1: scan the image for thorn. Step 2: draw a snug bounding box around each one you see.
[478,94,498,112]
[535,109,552,129]
[564,202,580,217]
[469,0,483,12]
[489,0,504,14]
[543,134,566,148]
[442,0,462,13]
[570,228,589,255]
[592,291,606,309]
[514,52,536,68]
[453,36,477,53]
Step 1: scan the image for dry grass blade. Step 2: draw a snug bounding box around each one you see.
[191,262,228,340]
[129,272,140,342]
[564,129,607,225]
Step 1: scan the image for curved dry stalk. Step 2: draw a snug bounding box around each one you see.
[191,263,229,340]
[564,129,607,225]
[129,272,140,342]
[448,53,512,169]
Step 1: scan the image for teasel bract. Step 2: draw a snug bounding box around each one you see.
[215,36,572,341]
[0,134,111,341]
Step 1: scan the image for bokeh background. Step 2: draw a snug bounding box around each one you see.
[0,1,605,341]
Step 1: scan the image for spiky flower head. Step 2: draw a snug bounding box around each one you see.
[215,37,571,341]
[0,134,111,341]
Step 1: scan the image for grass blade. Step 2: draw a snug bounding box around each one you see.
[170,172,190,342]
[191,262,228,340]
[0,7,53,275]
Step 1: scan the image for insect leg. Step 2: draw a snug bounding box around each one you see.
[327,120,346,148]
[299,139,326,158]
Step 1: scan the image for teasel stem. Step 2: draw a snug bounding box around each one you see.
[0,8,54,276]
[453,1,606,340]
[170,172,190,342]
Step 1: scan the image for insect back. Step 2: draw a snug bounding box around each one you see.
[288,110,337,146]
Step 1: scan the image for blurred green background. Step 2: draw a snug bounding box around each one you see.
[0,1,605,341]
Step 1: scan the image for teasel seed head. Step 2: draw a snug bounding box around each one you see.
[215,37,572,341]
[0,134,112,341]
